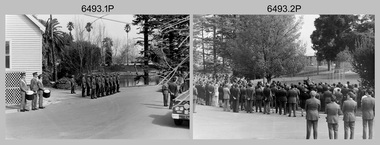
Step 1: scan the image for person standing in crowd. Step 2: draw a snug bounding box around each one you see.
[70,75,75,94]
[105,74,109,96]
[30,72,39,110]
[37,74,45,109]
[278,85,287,115]
[162,82,169,107]
[240,84,247,111]
[255,83,263,113]
[91,75,97,99]
[361,89,375,139]
[193,83,198,113]
[97,75,102,97]
[342,92,357,139]
[305,91,320,139]
[101,74,105,97]
[168,78,179,109]
[231,84,240,113]
[334,88,343,106]
[81,74,87,97]
[86,74,91,96]
[205,82,210,106]
[19,72,29,112]
[323,86,333,113]
[341,84,350,103]
[208,82,215,106]
[325,97,342,139]
[246,83,255,113]
[223,84,231,112]
[299,88,309,117]
[287,85,298,117]
[271,84,278,114]
[263,84,272,114]
[218,83,224,107]
[214,82,219,107]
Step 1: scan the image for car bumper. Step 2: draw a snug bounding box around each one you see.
[172,113,189,120]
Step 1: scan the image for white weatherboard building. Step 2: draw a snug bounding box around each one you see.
[5,15,45,105]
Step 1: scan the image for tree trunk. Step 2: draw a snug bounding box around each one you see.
[143,18,149,85]
[213,25,217,80]
[202,25,205,72]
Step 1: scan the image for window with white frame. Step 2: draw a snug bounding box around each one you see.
[5,40,10,69]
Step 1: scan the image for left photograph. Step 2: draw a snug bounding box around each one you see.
[5,14,190,139]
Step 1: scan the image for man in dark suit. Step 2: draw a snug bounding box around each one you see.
[205,82,210,106]
[30,72,39,110]
[168,78,179,109]
[246,83,255,113]
[325,98,342,139]
[207,82,215,106]
[218,84,224,107]
[230,84,240,113]
[240,84,247,111]
[361,89,375,139]
[305,91,321,139]
[19,73,29,112]
[255,84,263,113]
[342,92,357,139]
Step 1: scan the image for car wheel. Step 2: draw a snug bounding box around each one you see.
[174,119,183,126]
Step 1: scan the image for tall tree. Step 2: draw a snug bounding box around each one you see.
[310,15,358,71]
[351,35,374,88]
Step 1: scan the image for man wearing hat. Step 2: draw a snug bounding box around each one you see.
[30,72,39,110]
[37,74,45,109]
[91,75,97,99]
[81,74,87,97]
[19,72,29,112]
[86,74,92,96]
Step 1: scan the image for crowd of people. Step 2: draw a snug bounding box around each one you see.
[81,73,121,99]
[162,71,190,109]
[194,73,375,140]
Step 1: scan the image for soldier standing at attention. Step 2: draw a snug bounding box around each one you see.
[96,75,101,97]
[117,73,120,92]
[361,89,375,139]
[91,75,97,99]
[30,72,39,110]
[305,91,321,139]
[105,74,109,96]
[110,74,114,94]
[101,74,105,96]
[37,74,45,109]
[86,74,91,96]
[325,98,342,139]
[19,72,29,112]
[81,74,86,97]
[70,75,76,94]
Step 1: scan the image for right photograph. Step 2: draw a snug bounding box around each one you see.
[192,14,375,139]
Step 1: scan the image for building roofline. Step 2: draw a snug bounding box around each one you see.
[25,15,45,33]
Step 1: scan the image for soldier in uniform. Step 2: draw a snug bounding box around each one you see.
[91,75,97,99]
[37,74,45,109]
[81,74,86,97]
[105,74,110,95]
[117,73,120,92]
[342,92,357,139]
[86,74,91,96]
[96,74,101,97]
[30,72,39,110]
[255,83,263,113]
[101,74,105,96]
[19,72,29,112]
[111,74,115,94]
[325,97,342,139]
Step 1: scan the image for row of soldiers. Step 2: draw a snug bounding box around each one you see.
[81,73,120,99]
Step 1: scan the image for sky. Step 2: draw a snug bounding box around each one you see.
[297,14,319,56]
[35,14,319,56]
[36,14,142,46]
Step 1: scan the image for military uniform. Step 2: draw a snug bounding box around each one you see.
[105,75,110,95]
[91,76,97,99]
[86,75,91,96]
[116,74,120,92]
[30,73,39,110]
[96,75,101,97]
[19,73,29,112]
[101,75,105,96]
[82,74,87,97]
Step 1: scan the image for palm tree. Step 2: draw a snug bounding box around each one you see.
[85,22,93,72]
[67,22,74,40]
[124,23,131,64]
[42,16,65,82]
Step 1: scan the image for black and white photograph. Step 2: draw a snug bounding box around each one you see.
[192,14,375,139]
[5,14,190,139]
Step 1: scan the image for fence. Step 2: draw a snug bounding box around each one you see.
[5,71,24,105]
